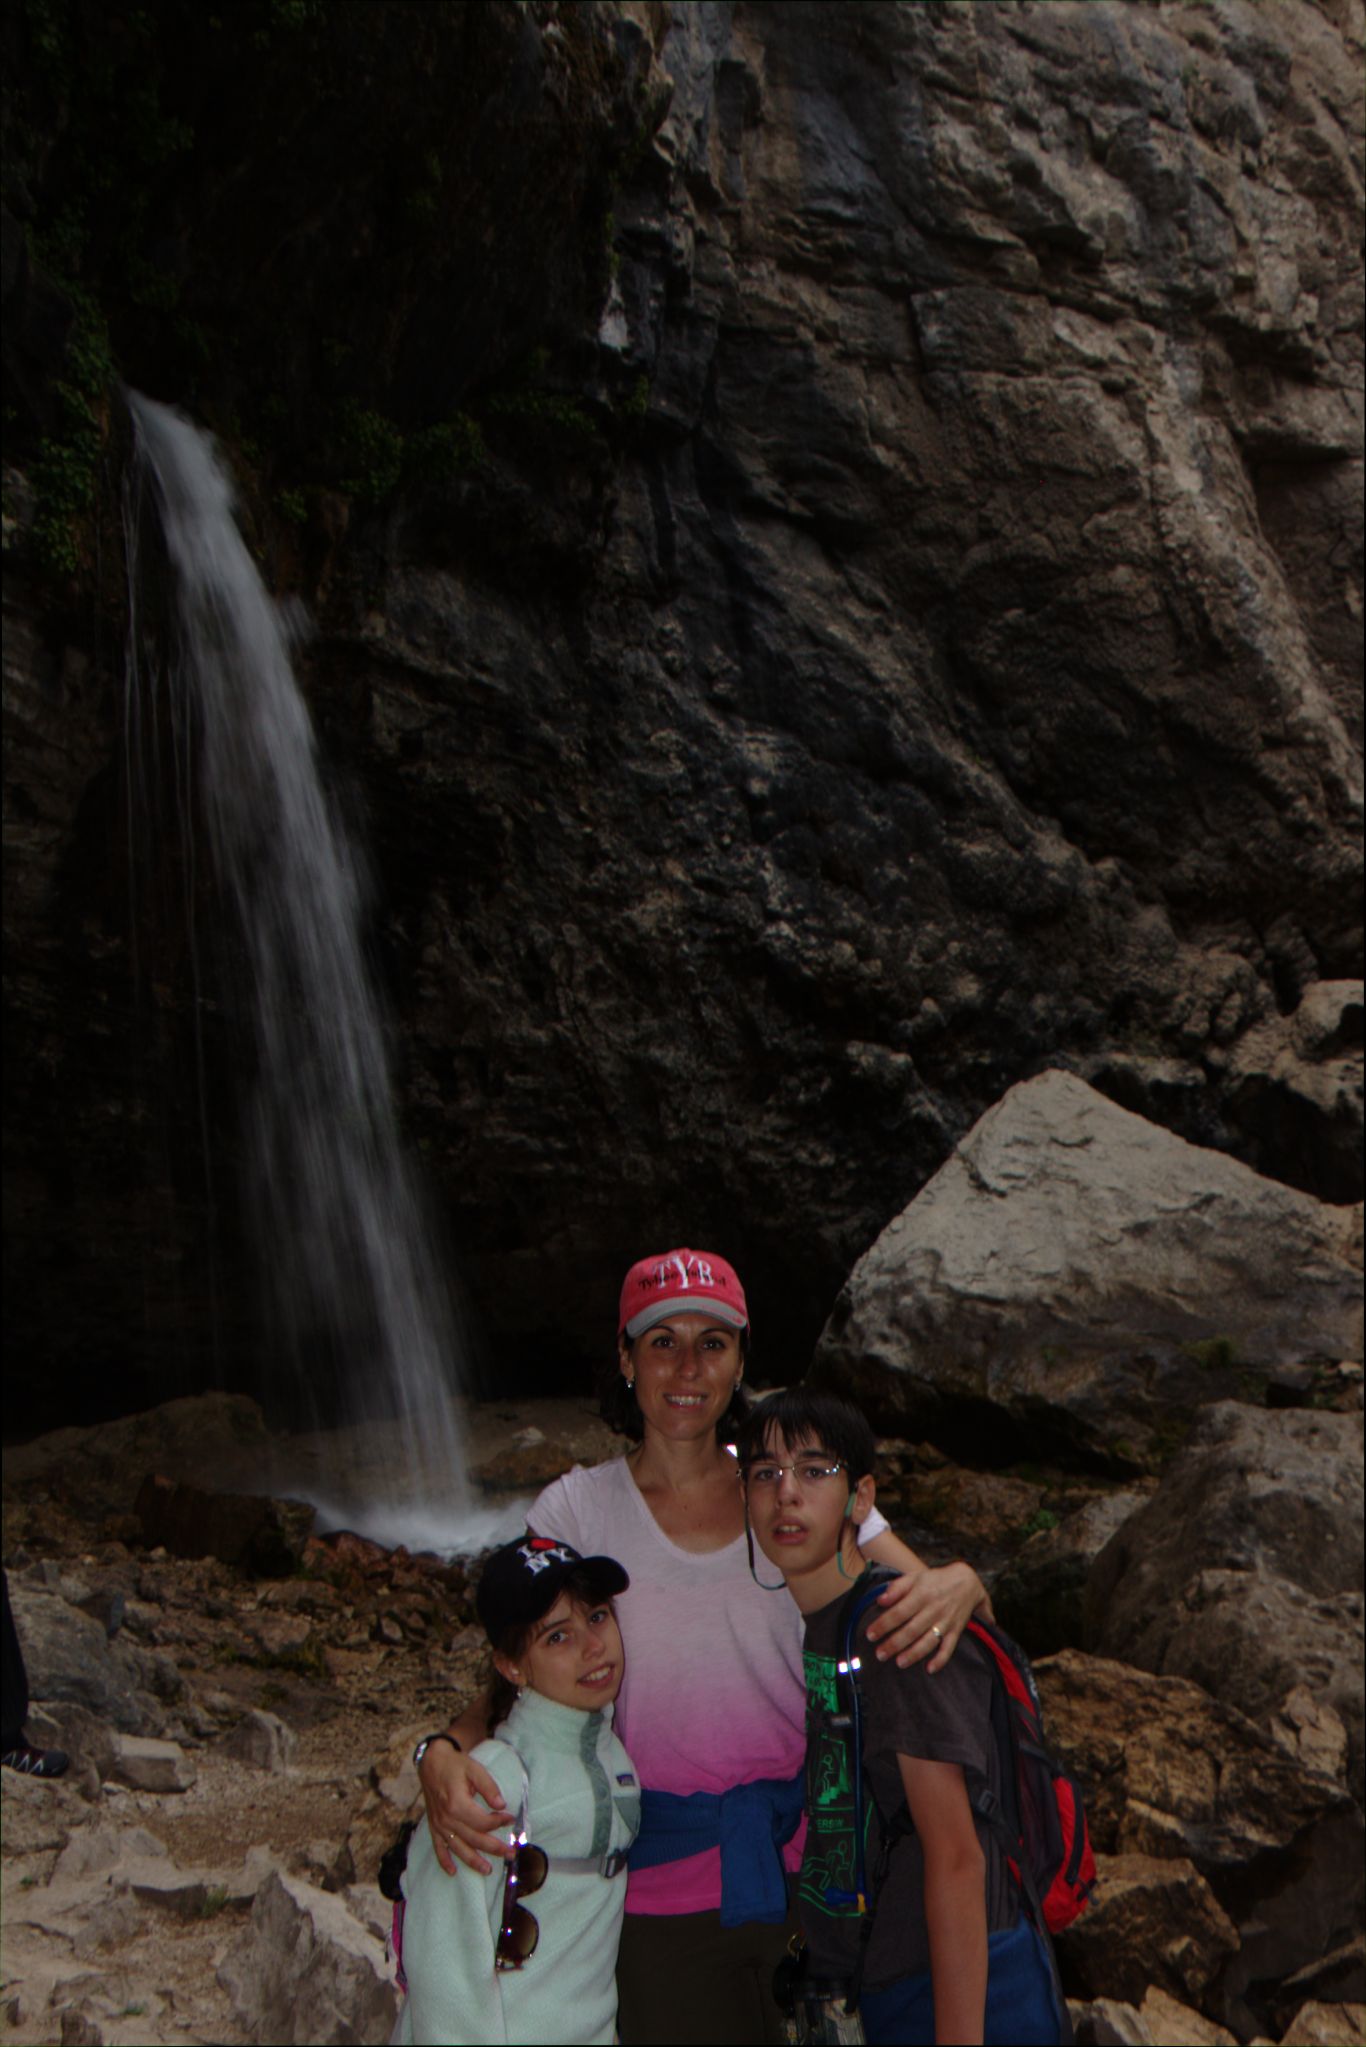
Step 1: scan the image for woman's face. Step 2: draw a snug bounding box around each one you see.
[620,1313,743,1443]
[497,1593,624,1712]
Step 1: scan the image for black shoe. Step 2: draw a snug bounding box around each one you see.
[1,1742,70,1778]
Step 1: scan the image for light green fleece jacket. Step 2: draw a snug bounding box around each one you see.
[394,1687,640,2047]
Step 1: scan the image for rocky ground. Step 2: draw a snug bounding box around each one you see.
[3,1382,1363,2047]
[0,1397,622,2047]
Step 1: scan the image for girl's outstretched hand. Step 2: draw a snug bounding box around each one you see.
[863,1559,993,1672]
[418,1740,514,1877]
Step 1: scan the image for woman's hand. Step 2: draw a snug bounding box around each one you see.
[418,1739,515,1877]
[862,1559,992,1672]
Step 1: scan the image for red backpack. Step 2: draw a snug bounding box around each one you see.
[958,1615,1096,1934]
[835,1577,1096,1945]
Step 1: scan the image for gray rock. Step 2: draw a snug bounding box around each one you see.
[1087,1404,1365,1807]
[1057,1852,1240,2009]
[109,1735,196,1794]
[223,1707,299,1772]
[8,1580,173,1735]
[1223,984,1365,1210]
[992,1490,1150,1654]
[812,1072,1362,1466]
[53,1824,169,1881]
[1071,2003,1155,2047]
[57,2012,105,2046]
[134,1472,315,1576]
[0,1767,86,1855]
[217,1870,398,2046]
[25,1700,121,1784]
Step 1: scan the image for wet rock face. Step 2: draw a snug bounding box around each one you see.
[3,1,1362,1413]
[326,0,1362,1383]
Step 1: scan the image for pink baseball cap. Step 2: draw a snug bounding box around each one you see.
[618,1248,750,1341]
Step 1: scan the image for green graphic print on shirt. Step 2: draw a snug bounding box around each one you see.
[800,1645,872,1922]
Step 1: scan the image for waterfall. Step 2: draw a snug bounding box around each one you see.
[125,391,488,1547]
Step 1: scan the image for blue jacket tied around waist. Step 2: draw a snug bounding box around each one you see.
[627,1773,804,1928]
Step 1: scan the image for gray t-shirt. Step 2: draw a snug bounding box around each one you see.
[799,1573,1018,1991]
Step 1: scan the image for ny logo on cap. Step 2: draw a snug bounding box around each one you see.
[518,1540,573,1575]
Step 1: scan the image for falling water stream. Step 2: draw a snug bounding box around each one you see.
[125,393,522,1555]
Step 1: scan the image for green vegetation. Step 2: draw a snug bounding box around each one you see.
[260,1634,328,1682]
[1149,1414,1193,1468]
[30,285,113,577]
[1019,1506,1060,1540]
[1183,1335,1241,1372]
[407,413,487,482]
[196,1885,231,1919]
[335,403,405,505]
[275,487,309,526]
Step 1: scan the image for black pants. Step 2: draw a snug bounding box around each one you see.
[616,1906,800,2046]
[1,1569,29,1746]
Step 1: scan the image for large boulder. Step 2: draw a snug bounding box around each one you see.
[812,1071,1362,1467]
[217,1870,398,2046]
[133,1473,315,1576]
[3,1394,274,1520]
[1086,1404,1364,1805]
[1037,1650,1364,2038]
[6,1578,179,1736]
[1056,1852,1239,2009]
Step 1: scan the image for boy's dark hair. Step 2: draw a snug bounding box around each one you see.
[599,1328,754,1443]
[735,1388,877,1484]
[485,1564,616,1730]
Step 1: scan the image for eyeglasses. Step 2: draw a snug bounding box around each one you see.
[743,1458,847,1489]
[495,1831,548,1971]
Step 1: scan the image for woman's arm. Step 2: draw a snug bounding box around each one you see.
[417,1689,516,1876]
[860,1532,993,1671]
[897,1753,988,2047]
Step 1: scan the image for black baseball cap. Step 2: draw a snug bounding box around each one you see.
[475,1533,630,1639]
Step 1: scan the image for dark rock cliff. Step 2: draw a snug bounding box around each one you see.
[3,0,1362,1426]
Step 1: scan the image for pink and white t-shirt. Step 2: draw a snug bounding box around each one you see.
[530,1456,889,1917]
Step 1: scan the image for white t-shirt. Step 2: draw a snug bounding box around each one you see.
[530,1455,890,1917]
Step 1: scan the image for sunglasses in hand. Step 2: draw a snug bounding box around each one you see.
[496,1831,548,1971]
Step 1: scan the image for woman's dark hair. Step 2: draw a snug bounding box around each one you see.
[735,1388,877,1485]
[485,1565,618,1731]
[598,1327,753,1443]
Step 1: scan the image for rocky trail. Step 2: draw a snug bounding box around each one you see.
[0,1397,621,2046]
[3,1378,1363,2047]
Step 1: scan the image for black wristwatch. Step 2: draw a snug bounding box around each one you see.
[413,1732,462,1769]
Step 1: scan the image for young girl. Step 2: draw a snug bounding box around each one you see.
[395,1535,641,2046]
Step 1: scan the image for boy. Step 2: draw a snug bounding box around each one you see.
[738,1390,1063,2047]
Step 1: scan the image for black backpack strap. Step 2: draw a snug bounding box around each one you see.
[832,1571,915,2015]
[969,1787,1073,2046]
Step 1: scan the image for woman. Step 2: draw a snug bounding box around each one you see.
[416,1249,989,2045]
